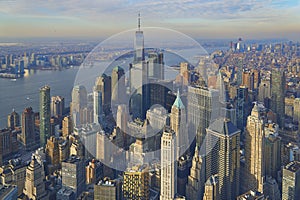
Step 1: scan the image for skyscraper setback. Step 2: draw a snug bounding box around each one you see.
[205,118,240,200]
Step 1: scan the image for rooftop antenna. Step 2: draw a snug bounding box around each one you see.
[138,12,141,30]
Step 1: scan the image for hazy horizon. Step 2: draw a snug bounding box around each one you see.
[0,0,299,40]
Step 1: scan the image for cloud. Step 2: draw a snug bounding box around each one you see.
[0,0,299,38]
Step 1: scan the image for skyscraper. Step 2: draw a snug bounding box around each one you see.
[282,161,300,200]
[187,84,219,146]
[129,14,149,119]
[171,89,187,158]
[244,103,266,193]
[205,118,240,200]
[61,156,86,198]
[116,104,129,147]
[271,68,286,128]
[7,109,20,129]
[93,87,102,124]
[122,165,149,200]
[236,85,249,132]
[71,85,87,126]
[51,96,65,118]
[148,51,164,80]
[185,146,205,200]
[160,127,177,200]
[21,107,38,150]
[94,177,122,200]
[45,136,60,167]
[23,157,48,200]
[94,74,112,115]
[40,85,51,147]
[62,116,73,137]
[134,13,144,63]
[203,175,219,200]
[111,66,125,106]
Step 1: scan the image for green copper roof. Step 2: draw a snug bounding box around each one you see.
[113,66,124,72]
[173,89,185,109]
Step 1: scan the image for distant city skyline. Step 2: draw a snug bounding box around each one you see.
[0,0,299,40]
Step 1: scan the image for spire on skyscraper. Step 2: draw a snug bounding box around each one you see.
[173,89,185,109]
[138,12,141,30]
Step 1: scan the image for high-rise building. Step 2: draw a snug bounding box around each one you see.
[40,85,51,147]
[62,116,73,137]
[0,128,18,159]
[282,161,300,200]
[149,79,173,112]
[21,107,38,150]
[94,177,122,200]
[187,84,219,146]
[61,156,86,197]
[146,106,169,133]
[160,128,177,200]
[116,104,129,147]
[134,13,145,63]
[203,175,219,200]
[111,66,125,106]
[71,85,87,126]
[271,68,286,128]
[93,87,102,124]
[258,79,271,103]
[185,146,205,200]
[129,14,150,119]
[236,86,249,132]
[122,165,149,200]
[264,124,281,178]
[171,90,188,158]
[244,103,266,193]
[293,98,300,123]
[0,159,27,195]
[7,109,20,129]
[94,74,112,115]
[148,51,164,80]
[51,96,65,118]
[45,136,60,168]
[23,157,48,200]
[86,159,103,185]
[205,118,240,200]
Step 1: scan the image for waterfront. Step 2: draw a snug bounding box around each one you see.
[0,68,78,127]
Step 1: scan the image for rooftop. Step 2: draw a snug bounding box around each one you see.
[285,161,300,172]
[208,117,240,136]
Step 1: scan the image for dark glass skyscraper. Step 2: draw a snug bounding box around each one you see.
[271,68,286,128]
[39,85,51,147]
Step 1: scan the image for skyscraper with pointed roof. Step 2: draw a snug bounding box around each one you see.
[23,157,48,200]
[129,13,149,119]
[171,89,188,158]
[243,102,266,193]
[185,145,205,200]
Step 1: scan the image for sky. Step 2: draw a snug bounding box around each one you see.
[0,0,299,40]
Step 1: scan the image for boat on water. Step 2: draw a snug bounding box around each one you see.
[11,79,17,81]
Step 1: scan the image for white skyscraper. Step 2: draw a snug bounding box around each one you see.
[93,87,102,124]
[160,127,177,200]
